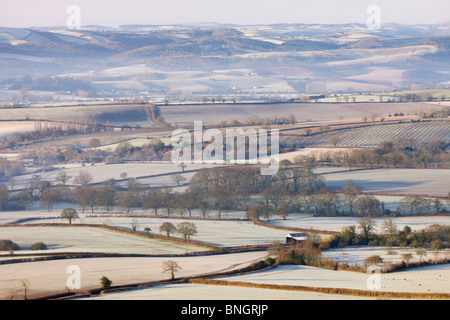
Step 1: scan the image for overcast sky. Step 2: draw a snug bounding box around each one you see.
[1,0,449,28]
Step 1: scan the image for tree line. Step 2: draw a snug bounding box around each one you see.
[286,138,450,169]
[1,166,448,220]
[319,218,449,250]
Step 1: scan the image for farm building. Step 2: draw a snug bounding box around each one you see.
[286,233,309,245]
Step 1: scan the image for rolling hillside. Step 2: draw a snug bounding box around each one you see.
[280,120,450,148]
[157,102,433,125]
[0,23,449,97]
[0,104,156,127]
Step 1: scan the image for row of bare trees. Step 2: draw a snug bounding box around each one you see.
[2,166,448,218]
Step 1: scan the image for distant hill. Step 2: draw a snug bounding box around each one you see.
[0,23,449,96]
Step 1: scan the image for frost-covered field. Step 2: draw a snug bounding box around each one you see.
[10,162,218,190]
[83,262,450,300]
[0,104,156,127]
[0,121,36,137]
[16,216,297,247]
[0,226,207,255]
[323,168,450,197]
[279,149,359,162]
[215,263,450,294]
[322,246,450,266]
[269,214,450,233]
[81,282,371,300]
[158,102,429,125]
[0,251,267,299]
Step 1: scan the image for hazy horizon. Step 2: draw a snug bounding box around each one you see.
[1,0,449,28]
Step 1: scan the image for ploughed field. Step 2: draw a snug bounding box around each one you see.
[280,121,450,148]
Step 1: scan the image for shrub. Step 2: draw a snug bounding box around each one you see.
[365,255,383,266]
[30,242,47,250]
[265,257,276,266]
[100,276,112,289]
[0,239,20,252]
[278,246,322,266]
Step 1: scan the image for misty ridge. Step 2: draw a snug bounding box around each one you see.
[0,22,449,101]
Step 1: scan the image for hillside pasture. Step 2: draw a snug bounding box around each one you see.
[0,104,156,127]
[0,251,267,299]
[157,102,431,125]
[322,168,450,197]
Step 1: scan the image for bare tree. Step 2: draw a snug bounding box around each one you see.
[171,173,186,186]
[162,260,182,280]
[61,208,79,224]
[17,189,33,211]
[95,186,117,213]
[142,188,163,215]
[208,188,232,219]
[120,172,128,180]
[381,219,398,239]
[159,222,176,237]
[328,135,340,147]
[75,186,97,213]
[89,138,101,150]
[117,190,140,214]
[131,218,139,232]
[39,187,61,212]
[55,171,72,186]
[369,113,379,122]
[73,171,93,186]
[20,279,31,300]
[0,185,9,210]
[176,222,198,241]
[358,217,376,244]
[178,163,187,172]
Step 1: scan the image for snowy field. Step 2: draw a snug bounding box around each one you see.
[0,121,36,137]
[0,226,207,255]
[0,251,267,299]
[80,282,371,300]
[81,262,450,300]
[215,263,450,294]
[158,102,430,125]
[15,216,298,248]
[323,168,450,197]
[268,214,450,233]
[322,246,450,266]
[0,104,156,127]
[9,162,218,190]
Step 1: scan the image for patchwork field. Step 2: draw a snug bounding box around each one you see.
[83,262,450,300]
[0,251,267,299]
[1,19,450,304]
